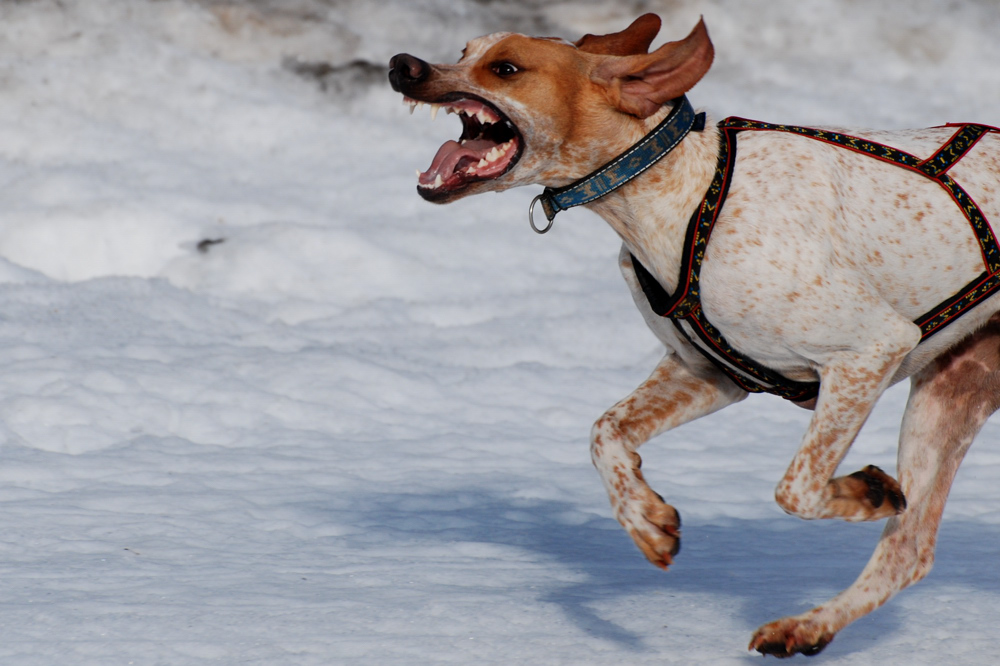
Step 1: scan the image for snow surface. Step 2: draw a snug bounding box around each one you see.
[0,0,999,663]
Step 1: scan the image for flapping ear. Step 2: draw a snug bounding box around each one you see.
[591,18,714,119]
[575,13,662,56]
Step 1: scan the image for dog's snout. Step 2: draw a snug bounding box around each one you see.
[389,53,430,92]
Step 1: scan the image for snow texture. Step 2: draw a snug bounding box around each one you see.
[0,0,998,663]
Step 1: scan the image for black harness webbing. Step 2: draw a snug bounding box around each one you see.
[632,118,1000,403]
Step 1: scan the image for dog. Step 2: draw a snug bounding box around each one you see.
[389,13,1000,657]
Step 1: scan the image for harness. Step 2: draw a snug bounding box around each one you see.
[634,117,1000,402]
[528,97,1000,402]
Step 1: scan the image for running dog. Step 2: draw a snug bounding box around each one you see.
[389,14,1000,657]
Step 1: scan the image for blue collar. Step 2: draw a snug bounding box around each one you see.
[528,96,705,233]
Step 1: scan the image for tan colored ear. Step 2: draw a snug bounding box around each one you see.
[592,18,714,118]
[575,13,662,56]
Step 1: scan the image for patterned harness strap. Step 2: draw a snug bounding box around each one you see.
[632,118,1000,402]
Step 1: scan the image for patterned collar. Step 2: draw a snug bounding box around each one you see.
[528,96,705,233]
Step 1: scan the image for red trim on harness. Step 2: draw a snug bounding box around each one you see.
[918,124,988,175]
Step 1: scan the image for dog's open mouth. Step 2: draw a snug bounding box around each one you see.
[405,94,522,199]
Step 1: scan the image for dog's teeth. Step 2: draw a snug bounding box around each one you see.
[475,108,497,124]
[415,169,422,178]
[433,174,443,188]
[477,158,489,168]
[430,104,440,121]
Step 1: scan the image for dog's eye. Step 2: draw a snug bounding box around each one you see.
[490,62,520,78]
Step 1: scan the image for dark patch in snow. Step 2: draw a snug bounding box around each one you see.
[197,238,226,254]
[283,57,385,94]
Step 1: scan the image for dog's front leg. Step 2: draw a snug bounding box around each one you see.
[591,353,745,568]
[773,327,921,522]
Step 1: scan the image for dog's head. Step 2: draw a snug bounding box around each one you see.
[389,14,713,203]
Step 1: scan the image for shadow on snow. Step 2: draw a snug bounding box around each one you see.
[345,486,1000,659]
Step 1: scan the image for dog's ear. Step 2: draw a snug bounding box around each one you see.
[575,13,661,56]
[591,18,714,119]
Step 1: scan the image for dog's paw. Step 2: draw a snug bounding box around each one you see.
[618,489,681,569]
[749,617,834,658]
[827,465,906,521]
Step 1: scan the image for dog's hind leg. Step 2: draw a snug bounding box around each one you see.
[750,316,1000,657]
[591,353,745,568]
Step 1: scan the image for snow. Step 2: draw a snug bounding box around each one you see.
[0,0,998,663]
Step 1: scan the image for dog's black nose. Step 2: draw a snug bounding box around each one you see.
[389,53,430,92]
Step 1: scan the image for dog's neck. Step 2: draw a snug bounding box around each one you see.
[586,110,720,295]
[530,98,705,233]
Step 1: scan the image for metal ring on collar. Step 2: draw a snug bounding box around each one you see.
[528,194,554,234]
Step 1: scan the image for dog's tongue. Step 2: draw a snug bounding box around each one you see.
[419,139,496,185]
